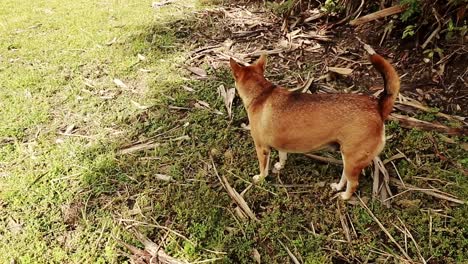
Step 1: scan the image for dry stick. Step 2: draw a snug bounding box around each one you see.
[395,101,463,123]
[357,196,413,262]
[349,5,407,26]
[389,113,468,136]
[278,239,300,264]
[389,178,465,204]
[337,201,351,242]
[210,156,259,221]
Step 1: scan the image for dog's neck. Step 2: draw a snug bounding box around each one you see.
[237,76,276,109]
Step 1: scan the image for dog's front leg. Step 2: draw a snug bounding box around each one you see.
[253,144,270,183]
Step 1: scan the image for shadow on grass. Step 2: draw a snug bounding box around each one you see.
[75,6,468,264]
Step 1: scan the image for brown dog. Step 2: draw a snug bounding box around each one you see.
[229,52,399,200]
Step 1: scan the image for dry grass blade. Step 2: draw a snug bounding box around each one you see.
[389,178,465,204]
[357,196,413,262]
[350,5,407,26]
[210,156,259,221]
[131,229,189,264]
[118,141,160,155]
[304,153,342,165]
[278,239,300,264]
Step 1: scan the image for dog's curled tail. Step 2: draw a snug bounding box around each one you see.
[370,54,400,120]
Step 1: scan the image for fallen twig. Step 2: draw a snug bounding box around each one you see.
[350,5,407,26]
[389,113,468,135]
[210,156,259,221]
[389,178,465,204]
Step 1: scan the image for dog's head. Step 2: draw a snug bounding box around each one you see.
[229,55,267,102]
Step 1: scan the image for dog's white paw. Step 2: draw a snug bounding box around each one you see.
[253,175,263,183]
[272,162,283,173]
[339,192,352,200]
[330,182,344,191]
[274,162,283,171]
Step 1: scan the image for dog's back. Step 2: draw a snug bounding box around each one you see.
[250,88,384,153]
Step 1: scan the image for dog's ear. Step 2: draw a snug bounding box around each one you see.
[229,58,242,79]
[254,54,266,74]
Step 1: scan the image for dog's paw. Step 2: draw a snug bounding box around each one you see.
[272,162,283,173]
[330,182,344,192]
[339,192,352,200]
[253,175,263,183]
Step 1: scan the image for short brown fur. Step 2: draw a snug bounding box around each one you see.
[229,53,400,200]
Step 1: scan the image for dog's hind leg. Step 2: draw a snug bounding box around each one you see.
[330,153,347,191]
[338,137,384,200]
[273,151,287,173]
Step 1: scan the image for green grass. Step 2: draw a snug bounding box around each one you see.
[1,0,467,263]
